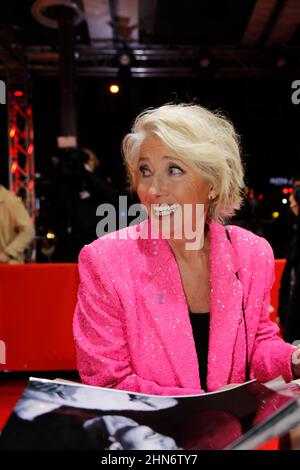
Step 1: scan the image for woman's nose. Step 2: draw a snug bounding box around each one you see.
[148,174,166,195]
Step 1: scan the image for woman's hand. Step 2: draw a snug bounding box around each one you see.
[291,346,300,379]
[0,251,9,263]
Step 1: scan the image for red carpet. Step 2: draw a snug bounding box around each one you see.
[0,379,26,430]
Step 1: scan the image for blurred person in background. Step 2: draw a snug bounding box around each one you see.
[0,183,35,264]
[73,148,116,257]
[281,175,300,343]
[49,148,116,262]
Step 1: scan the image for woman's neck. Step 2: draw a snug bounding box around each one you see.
[167,223,210,264]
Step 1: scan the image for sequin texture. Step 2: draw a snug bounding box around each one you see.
[73,218,296,395]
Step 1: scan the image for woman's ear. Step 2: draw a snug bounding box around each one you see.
[209,188,216,200]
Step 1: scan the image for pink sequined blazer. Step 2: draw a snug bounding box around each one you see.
[73,219,295,395]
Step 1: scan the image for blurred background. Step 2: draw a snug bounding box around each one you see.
[0,0,299,261]
[0,2,300,445]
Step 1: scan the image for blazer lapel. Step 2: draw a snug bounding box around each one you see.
[207,221,244,391]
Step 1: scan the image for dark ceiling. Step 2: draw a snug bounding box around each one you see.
[0,0,299,77]
[140,0,257,44]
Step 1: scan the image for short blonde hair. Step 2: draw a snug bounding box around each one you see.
[122,103,245,222]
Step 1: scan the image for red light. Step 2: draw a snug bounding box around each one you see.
[289,188,293,194]
[11,162,18,174]
[28,143,34,155]
[282,188,289,194]
[9,127,16,138]
[14,91,23,97]
[249,193,254,200]
[29,180,34,191]
[258,194,263,201]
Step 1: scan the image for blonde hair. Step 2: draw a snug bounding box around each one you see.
[122,103,245,222]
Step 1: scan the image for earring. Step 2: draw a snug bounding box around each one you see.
[209,190,216,200]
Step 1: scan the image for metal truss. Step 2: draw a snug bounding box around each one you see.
[11,44,300,78]
[7,79,36,220]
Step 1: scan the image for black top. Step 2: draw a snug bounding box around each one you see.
[189,311,210,392]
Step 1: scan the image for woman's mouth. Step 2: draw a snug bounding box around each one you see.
[152,203,180,217]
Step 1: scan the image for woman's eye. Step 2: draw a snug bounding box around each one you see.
[139,166,151,177]
[169,165,183,175]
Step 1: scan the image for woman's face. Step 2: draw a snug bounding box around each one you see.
[120,425,179,450]
[135,135,211,241]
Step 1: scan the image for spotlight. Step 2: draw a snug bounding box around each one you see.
[272,211,280,219]
[270,48,293,72]
[109,84,120,94]
[9,126,16,138]
[11,162,18,174]
[28,143,34,155]
[114,47,135,80]
[198,56,211,68]
[14,90,23,97]
[119,52,132,67]
[116,48,134,68]
[195,48,215,73]
[282,198,288,204]
[275,57,287,68]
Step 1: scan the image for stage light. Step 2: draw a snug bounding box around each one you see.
[46,232,55,240]
[195,48,215,73]
[249,193,254,200]
[109,84,120,94]
[275,57,287,68]
[199,56,211,68]
[282,188,289,194]
[258,194,263,201]
[272,212,280,219]
[116,48,135,68]
[28,143,34,155]
[9,127,16,138]
[119,53,131,67]
[282,198,288,204]
[270,48,293,72]
[14,90,23,97]
[11,162,18,174]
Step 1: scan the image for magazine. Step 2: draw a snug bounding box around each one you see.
[0,377,300,450]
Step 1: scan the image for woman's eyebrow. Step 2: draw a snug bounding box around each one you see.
[138,156,183,163]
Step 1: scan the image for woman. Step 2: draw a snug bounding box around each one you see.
[84,415,180,450]
[73,103,300,395]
